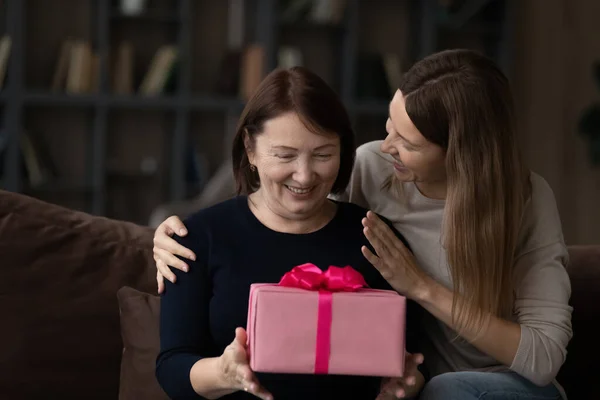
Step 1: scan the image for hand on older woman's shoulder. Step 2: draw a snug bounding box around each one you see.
[153,215,196,293]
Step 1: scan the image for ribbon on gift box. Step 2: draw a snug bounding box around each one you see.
[278,263,367,374]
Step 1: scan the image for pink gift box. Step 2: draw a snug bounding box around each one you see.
[246,264,406,377]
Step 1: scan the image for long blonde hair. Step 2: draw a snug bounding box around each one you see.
[400,49,531,336]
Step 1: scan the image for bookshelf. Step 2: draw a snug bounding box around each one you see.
[0,0,512,225]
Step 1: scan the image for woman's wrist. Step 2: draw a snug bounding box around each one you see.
[189,357,236,399]
[213,355,229,390]
[412,275,438,305]
[213,355,237,395]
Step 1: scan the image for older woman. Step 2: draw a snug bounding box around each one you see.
[155,66,424,400]
[154,49,573,400]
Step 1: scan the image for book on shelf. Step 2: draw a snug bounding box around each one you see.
[240,43,265,101]
[52,38,99,94]
[138,45,178,96]
[0,34,12,90]
[51,39,178,96]
[66,40,95,94]
[223,44,302,101]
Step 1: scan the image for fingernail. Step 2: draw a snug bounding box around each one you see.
[183,267,188,272]
[189,254,196,261]
[179,229,187,235]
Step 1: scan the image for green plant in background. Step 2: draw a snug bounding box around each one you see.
[578,61,600,165]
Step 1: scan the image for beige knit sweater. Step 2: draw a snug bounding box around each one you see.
[332,140,573,399]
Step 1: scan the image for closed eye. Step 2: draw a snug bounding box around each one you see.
[276,154,295,160]
[398,133,421,150]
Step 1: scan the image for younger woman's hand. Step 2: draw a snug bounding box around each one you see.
[153,215,197,293]
[377,352,425,399]
[362,211,432,300]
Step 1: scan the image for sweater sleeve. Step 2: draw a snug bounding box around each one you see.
[155,220,213,399]
[510,242,573,386]
[509,174,573,386]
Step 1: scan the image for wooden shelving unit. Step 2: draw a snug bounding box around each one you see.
[0,0,512,224]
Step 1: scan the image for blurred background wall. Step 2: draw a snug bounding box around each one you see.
[0,0,598,245]
[513,0,600,245]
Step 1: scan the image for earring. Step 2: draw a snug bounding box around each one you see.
[250,164,256,171]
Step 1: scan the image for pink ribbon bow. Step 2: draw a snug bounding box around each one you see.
[278,263,367,374]
[279,263,367,292]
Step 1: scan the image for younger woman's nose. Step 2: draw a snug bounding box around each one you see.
[381,135,394,154]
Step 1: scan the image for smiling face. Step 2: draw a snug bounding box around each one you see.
[381,90,447,199]
[247,112,341,221]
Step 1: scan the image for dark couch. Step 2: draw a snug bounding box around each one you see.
[0,189,597,399]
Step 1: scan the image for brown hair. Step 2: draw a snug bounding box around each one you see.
[231,66,355,195]
[400,49,531,336]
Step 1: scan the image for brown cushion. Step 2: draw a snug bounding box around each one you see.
[117,286,169,400]
[0,190,156,399]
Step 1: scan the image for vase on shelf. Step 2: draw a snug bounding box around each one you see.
[120,0,147,16]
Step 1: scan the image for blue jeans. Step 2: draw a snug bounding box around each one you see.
[418,371,562,400]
